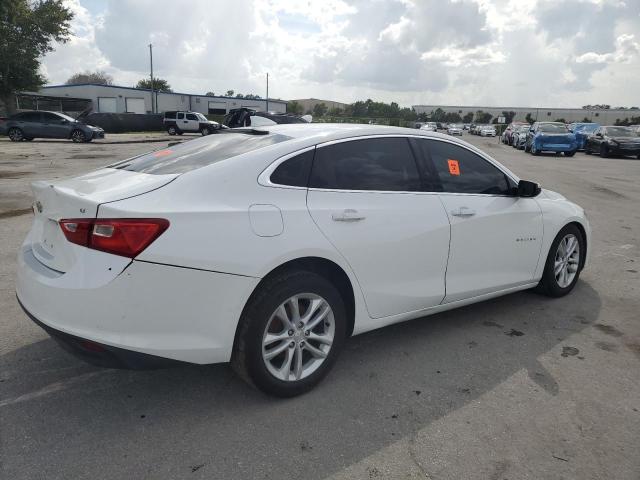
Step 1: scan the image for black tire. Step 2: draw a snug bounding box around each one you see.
[232,270,347,397]
[200,127,211,136]
[599,144,609,158]
[535,224,585,297]
[8,127,23,142]
[71,129,86,143]
[585,145,592,155]
[531,143,540,155]
[565,150,576,157]
[167,125,177,135]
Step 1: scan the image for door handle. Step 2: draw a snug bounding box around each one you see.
[451,207,476,217]
[332,209,365,222]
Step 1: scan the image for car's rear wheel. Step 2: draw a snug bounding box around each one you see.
[535,224,584,297]
[232,270,347,397]
[600,144,609,158]
[565,150,576,157]
[8,127,23,142]
[167,125,177,135]
[71,129,86,143]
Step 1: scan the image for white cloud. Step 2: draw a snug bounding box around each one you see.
[41,0,640,107]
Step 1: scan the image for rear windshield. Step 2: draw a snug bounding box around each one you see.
[109,132,291,174]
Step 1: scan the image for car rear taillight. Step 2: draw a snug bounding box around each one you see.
[59,218,169,258]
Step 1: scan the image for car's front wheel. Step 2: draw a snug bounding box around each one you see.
[200,127,211,136]
[565,150,576,157]
[71,129,87,143]
[8,127,24,142]
[600,144,609,158]
[535,224,584,297]
[531,143,540,155]
[232,270,347,397]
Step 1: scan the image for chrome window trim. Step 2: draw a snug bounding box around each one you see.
[259,134,520,195]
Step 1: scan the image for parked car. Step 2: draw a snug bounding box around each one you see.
[447,124,463,135]
[224,108,311,128]
[420,122,437,132]
[463,123,471,130]
[2,111,104,142]
[526,122,577,156]
[584,126,640,158]
[512,125,531,149]
[164,111,220,136]
[480,125,497,137]
[502,122,527,145]
[16,124,590,397]
[568,123,599,150]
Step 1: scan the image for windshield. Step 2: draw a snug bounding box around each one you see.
[108,132,292,174]
[576,124,598,132]
[56,112,76,122]
[196,113,208,121]
[606,127,636,137]
[539,124,567,133]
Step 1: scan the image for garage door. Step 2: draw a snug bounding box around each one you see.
[98,97,117,113]
[126,98,146,114]
[208,101,226,115]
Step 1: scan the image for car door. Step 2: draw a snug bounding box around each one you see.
[40,112,71,139]
[18,112,42,137]
[415,138,543,303]
[184,113,200,132]
[306,136,451,319]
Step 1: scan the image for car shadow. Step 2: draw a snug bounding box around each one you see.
[0,281,601,480]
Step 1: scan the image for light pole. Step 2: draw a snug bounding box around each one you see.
[148,43,154,114]
[265,73,269,112]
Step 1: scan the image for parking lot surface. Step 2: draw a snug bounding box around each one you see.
[1,132,639,480]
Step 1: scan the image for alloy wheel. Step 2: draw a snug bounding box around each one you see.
[8,128,23,141]
[554,234,580,288]
[262,293,335,382]
[71,130,85,142]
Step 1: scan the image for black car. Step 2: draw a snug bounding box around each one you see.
[223,108,309,128]
[584,126,640,158]
[2,111,104,142]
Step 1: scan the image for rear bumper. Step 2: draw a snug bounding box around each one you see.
[16,244,259,365]
[18,296,184,369]
[537,143,576,152]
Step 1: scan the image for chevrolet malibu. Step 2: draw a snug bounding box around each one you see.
[16,124,590,397]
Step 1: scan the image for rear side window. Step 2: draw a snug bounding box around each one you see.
[110,133,292,175]
[164,111,176,119]
[177,112,184,119]
[309,137,421,191]
[270,149,314,187]
[425,140,514,195]
[20,112,41,122]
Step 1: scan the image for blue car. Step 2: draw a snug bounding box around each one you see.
[526,122,577,156]
[569,122,599,150]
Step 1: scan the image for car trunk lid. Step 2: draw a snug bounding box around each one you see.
[29,168,177,272]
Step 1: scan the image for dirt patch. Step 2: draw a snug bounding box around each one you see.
[561,346,579,357]
[0,208,32,219]
[594,324,624,337]
[0,171,33,179]
[595,341,619,353]
[591,184,627,199]
[68,154,114,160]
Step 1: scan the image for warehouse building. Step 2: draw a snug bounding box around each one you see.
[36,83,287,115]
[412,104,639,125]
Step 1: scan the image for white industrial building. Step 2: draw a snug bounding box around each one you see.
[412,104,639,125]
[37,83,287,115]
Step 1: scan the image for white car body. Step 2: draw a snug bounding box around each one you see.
[480,127,497,137]
[447,125,463,136]
[16,124,590,369]
[420,123,437,132]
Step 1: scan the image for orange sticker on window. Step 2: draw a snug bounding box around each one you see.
[448,159,460,176]
[153,149,173,157]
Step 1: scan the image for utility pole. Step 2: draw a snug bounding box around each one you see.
[266,73,269,112]
[148,43,154,114]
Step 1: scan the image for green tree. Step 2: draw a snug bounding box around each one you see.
[205,91,215,96]
[288,100,303,115]
[525,113,535,124]
[244,93,262,99]
[235,93,244,98]
[313,102,328,117]
[475,110,492,123]
[66,70,113,85]
[0,0,73,114]
[136,78,172,92]
[462,112,474,123]
[553,118,567,123]
[225,89,234,97]
[502,111,516,124]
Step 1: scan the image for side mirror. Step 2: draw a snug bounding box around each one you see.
[517,180,541,198]
[595,132,603,137]
[529,128,535,133]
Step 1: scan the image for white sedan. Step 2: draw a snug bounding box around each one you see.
[16,124,590,397]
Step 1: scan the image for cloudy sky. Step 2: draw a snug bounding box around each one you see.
[41,0,640,108]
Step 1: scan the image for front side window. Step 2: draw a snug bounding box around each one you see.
[309,137,421,192]
[186,113,197,121]
[426,140,514,195]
